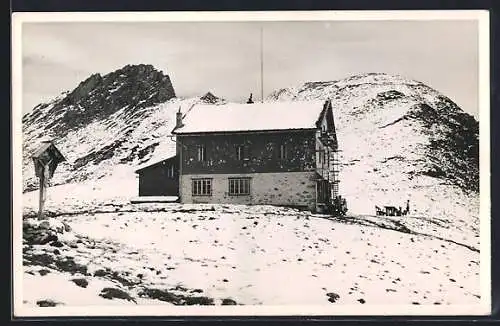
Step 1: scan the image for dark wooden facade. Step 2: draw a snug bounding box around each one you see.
[136,155,179,196]
[177,130,317,175]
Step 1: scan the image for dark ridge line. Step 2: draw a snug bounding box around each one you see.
[330,215,479,253]
[22,206,220,219]
[379,116,407,129]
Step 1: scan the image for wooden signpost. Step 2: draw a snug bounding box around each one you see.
[31,140,66,220]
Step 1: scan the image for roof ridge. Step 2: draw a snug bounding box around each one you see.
[175,100,329,134]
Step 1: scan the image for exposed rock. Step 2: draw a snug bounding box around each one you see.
[99,287,136,303]
[38,269,51,276]
[49,240,64,248]
[23,217,67,245]
[37,233,58,245]
[36,218,66,233]
[71,278,89,288]
[200,91,225,104]
[326,292,340,303]
[221,298,238,305]
[44,64,176,134]
[36,299,62,307]
[139,287,215,305]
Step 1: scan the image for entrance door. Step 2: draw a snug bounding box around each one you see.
[316,179,330,204]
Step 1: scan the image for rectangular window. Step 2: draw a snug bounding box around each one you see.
[236,145,244,160]
[228,178,251,196]
[197,145,206,162]
[280,144,287,160]
[192,178,212,196]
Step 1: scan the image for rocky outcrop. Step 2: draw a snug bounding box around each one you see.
[23,218,71,246]
[22,64,179,190]
[24,64,176,137]
[200,91,225,104]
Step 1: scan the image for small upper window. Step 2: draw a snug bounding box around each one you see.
[279,144,287,160]
[197,145,206,162]
[236,145,244,161]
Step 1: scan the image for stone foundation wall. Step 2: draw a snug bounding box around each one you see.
[180,172,317,211]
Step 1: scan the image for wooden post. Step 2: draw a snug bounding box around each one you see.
[38,173,46,220]
[32,142,64,219]
[38,162,50,220]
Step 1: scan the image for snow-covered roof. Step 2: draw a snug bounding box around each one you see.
[31,142,53,158]
[173,100,327,134]
[31,141,66,161]
[135,154,177,173]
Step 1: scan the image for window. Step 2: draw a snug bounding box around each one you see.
[228,178,251,196]
[236,145,244,160]
[197,145,206,162]
[167,165,174,178]
[279,144,287,160]
[192,178,212,196]
[236,144,251,161]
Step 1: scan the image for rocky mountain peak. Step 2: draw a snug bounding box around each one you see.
[200,91,225,104]
[24,64,176,138]
[67,73,103,103]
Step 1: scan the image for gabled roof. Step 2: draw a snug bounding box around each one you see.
[31,142,53,158]
[172,100,329,134]
[135,155,178,173]
[31,141,66,162]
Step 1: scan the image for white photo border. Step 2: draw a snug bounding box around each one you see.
[11,10,491,317]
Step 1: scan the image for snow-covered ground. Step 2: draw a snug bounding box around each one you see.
[20,177,482,310]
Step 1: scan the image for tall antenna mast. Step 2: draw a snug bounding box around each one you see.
[260,26,264,103]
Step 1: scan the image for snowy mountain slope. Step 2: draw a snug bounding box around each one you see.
[268,73,479,220]
[22,65,220,192]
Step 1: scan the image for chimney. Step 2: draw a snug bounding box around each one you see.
[175,107,184,129]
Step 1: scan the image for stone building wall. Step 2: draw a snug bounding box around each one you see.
[180,171,317,211]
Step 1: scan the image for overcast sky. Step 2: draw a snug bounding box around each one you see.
[22,20,479,118]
